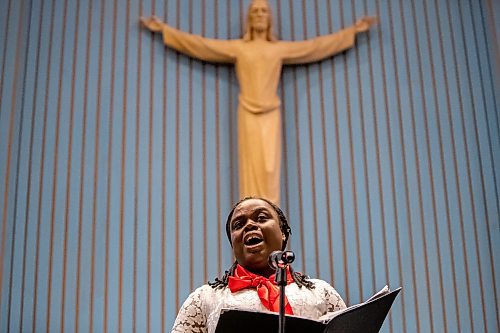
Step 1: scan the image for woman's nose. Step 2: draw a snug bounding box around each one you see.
[244,220,258,231]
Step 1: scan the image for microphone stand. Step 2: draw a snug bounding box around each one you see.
[275,264,288,333]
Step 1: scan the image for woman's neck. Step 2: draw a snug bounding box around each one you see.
[245,265,275,278]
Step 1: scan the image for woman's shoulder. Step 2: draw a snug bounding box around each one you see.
[306,278,333,287]
[303,279,343,297]
[190,284,226,298]
[305,279,346,311]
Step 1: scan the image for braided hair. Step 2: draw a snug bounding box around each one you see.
[209,197,314,290]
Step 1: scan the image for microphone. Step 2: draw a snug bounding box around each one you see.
[268,250,295,269]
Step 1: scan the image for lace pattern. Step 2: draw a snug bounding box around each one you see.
[171,279,346,333]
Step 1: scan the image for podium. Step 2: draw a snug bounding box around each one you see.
[215,287,401,333]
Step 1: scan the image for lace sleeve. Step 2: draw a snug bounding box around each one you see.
[322,283,347,313]
[171,287,208,333]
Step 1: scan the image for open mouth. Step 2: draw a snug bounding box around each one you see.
[244,234,263,247]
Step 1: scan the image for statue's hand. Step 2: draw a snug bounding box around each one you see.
[140,15,165,32]
[354,16,378,33]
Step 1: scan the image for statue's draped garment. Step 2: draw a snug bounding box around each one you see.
[161,25,356,203]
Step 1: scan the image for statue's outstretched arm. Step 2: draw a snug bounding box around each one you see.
[281,16,378,65]
[141,16,236,64]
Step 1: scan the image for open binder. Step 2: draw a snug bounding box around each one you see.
[215,286,401,333]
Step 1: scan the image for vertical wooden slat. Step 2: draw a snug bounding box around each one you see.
[133,0,144,329]
[0,0,13,117]
[215,0,222,279]
[377,3,408,330]
[187,0,194,293]
[476,1,500,330]
[174,0,181,312]
[377,7,406,318]
[89,0,107,330]
[423,1,463,330]
[484,0,500,135]
[430,0,469,331]
[161,2,169,330]
[362,0,390,309]
[74,0,94,331]
[325,0,348,300]
[468,3,500,325]
[6,0,32,329]
[288,0,306,274]
[59,0,81,330]
[389,3,428,332]
[227,0,235,204]
[32,0,57,329]
[275,0,291,222]
[0,0,26,326]
[459,1,495,331]
[338,0,363,300]
[313,0,335,285]
[45,0,69,330]
[363,0,392,326]
[389,2,434,332]
[350,0,376,294]
[456,0,488,330]
[147,0,156,330]
[103,0,118,331]
[404,0,449,330]
[118,0,131,330]
[239,0,244,37]
[201,0,208,285]
[19,0,45,330]
[274,1,291,216]
[373,0,403,330]
[446,0,476,331]
[300,0,321,278]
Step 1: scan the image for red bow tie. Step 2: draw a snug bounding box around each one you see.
[228,264,294,315]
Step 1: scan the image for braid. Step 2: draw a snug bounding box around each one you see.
[289,265,315,289]
[209,261,238,289]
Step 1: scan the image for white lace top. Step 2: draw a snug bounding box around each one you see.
[171,279,346,333]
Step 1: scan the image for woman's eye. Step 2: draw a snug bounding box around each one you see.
[257,214,268,222]
[232,220,243,230]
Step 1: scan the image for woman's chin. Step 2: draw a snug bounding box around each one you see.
[241,252,273,273]
[244,242,265,253]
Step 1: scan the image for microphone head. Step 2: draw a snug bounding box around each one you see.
[268,250,295,269]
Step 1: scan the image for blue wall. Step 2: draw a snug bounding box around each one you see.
[0,0,499,332]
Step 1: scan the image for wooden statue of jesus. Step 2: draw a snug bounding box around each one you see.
[141,0,377,204]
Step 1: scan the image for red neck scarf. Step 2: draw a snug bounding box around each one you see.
[228,264,294,315]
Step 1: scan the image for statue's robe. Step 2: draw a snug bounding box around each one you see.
[160,25,356,204]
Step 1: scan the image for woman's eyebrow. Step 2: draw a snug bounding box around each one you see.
[231,215,244,223]
[232,205,272,220]
[253,207,272,215]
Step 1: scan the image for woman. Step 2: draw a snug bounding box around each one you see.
[141,0,377,204]
[171,197,346,332]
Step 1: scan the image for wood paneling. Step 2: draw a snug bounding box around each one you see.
[0,0,498,332]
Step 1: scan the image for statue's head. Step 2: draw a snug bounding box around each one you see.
[243,0,276,42]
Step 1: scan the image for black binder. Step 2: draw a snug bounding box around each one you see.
[215,287,401,333]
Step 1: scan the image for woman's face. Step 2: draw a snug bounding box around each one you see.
[249,0,270,32]
[229,199,284,275]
